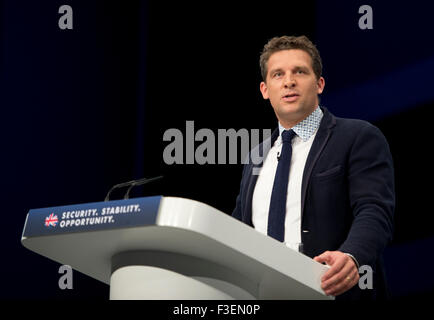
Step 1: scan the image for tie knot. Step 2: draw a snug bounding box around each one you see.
[281,129,296,143]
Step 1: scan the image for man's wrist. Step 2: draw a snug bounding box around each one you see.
[344,252,360,269]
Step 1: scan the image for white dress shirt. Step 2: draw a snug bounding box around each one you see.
[252,107,323,251]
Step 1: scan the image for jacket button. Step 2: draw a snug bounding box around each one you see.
[302,230,309,233]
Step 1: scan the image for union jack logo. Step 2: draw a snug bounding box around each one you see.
[45,213,58,227]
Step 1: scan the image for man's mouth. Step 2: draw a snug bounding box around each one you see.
[282,93,300,102]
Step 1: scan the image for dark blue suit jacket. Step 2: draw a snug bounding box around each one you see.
[232,107,395,300]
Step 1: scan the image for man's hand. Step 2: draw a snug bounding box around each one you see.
[313,251,360,297]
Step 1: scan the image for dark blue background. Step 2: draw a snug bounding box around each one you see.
[1,0,433,300]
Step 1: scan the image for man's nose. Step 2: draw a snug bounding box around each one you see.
[284,74,296,87]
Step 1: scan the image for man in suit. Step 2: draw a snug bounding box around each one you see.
[232,35,395,300]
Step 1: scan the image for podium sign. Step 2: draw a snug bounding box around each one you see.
[23,196,162,237]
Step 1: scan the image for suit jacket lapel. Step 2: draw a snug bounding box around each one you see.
[301,108,336,222]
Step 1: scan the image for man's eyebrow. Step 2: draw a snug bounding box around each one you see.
[268,67,284,75]
[294,65,310,71]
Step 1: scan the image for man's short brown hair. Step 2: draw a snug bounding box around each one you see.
[260,35,323,81]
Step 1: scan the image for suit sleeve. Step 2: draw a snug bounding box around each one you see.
[339,123,395,268]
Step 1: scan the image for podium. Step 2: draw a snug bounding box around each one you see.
[21,196,332,300]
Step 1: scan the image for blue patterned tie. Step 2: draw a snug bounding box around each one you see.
[267,129,297,242]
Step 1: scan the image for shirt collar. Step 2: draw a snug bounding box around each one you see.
[278,106,323,142]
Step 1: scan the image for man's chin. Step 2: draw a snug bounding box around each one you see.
[275,106,314,127]
[277,106,302,117]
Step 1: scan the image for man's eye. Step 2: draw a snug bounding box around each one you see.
[297,70,305,74]
[273,72,281,77]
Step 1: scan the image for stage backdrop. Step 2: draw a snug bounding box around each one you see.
[1,0,433,299]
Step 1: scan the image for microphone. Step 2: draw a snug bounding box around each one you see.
[277,151,281,161]
[104,175,163,201]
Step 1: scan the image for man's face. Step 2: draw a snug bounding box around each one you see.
[260,49,325,128]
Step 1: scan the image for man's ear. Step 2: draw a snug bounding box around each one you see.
[317,77,325,95]
[260,81,269,99]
